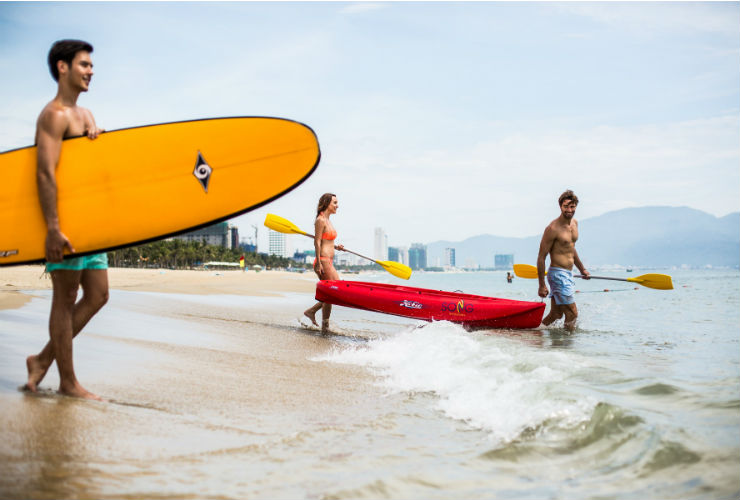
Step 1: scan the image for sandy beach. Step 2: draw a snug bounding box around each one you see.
[0,266,398,499]
[1,265,317,300]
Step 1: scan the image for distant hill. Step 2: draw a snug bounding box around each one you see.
[427,206,739,268]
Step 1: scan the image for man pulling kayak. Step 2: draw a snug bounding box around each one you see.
[537,190,591,331]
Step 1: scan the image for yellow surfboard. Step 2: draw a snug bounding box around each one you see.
[0,117,320,266]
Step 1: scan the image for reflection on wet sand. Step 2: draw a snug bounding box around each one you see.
[3,394,104,499]
[0,286,386,499]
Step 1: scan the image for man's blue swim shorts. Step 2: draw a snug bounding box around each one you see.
[547,266,575,305]
[46,252,109,272]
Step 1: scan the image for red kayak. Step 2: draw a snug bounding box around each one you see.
[315,280,545,330]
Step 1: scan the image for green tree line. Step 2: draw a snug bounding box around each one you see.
[107,239,297,270]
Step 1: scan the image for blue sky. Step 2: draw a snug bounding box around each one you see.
[1,2,738,254]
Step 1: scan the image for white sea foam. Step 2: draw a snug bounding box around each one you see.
[318,321,597,443]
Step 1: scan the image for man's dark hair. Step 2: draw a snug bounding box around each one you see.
[48,39,93,82]
[558,189,579,206]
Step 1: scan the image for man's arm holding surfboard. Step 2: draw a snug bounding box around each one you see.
[36,106,74,262]
[81,107,104,139]
[36,104,104,263]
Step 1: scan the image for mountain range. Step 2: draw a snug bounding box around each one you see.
[426,206,739,268]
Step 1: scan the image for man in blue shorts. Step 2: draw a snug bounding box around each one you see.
[25,40,107,400]
[536,190,590,331]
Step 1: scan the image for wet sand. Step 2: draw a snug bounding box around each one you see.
[0,266,392,499]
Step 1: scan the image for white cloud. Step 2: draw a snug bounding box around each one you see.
[554,2,738,37]
[303,113,740,246]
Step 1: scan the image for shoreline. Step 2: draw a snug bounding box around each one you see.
[0,263,389,499]
[1,266,319,310]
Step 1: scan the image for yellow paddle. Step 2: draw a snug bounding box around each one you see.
[512,264,673,290]
[264,214,412,280]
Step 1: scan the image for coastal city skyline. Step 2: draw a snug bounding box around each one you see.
[1,2,737,259]
[215,223,520,270]
[202,202,738,269]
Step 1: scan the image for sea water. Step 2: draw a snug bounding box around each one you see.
[1,269,738,499]
[317,268,740,499]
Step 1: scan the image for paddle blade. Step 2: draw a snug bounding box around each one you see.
[628,273,674,290]
[377,260,412,280]
[264,213,307,236]
[513,263,540,279]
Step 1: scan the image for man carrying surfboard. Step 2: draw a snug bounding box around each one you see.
[537,190,590,332]
[25,40,107,400]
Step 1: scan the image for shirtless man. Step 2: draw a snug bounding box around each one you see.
[25,40,107,400]
[537,190,590,331]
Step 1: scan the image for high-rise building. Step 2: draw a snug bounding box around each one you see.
[494,254,514,269]
[374,227,388,261]
[388,246,399,262]
[268,229,293,258]
[239,240,257,253]
[398,246,409,266]
[172,222,235,247]
[408,243,427,270]
[444,247,456,268]
[229,225,239,249]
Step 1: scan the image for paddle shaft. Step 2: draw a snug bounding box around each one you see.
[514,263,672,290]
[341,248,377,264]
[577,275,632,283]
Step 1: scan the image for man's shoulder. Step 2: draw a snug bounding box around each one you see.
[545,217,561,232]
[37,101,70,130]
[539,219,559,244]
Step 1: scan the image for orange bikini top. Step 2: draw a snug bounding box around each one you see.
[321,229,337,241]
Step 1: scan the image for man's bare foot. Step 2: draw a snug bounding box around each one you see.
[24,355,49,392]
[304,309,319,327]
[59,381,103,401]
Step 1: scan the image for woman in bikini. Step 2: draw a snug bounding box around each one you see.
[304,193,344,332]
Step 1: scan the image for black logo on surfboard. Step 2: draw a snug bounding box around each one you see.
[193,151,213,193]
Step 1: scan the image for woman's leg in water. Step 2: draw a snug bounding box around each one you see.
[320,261,340,332]
[304,301,322,327]
[304,258,338,328]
